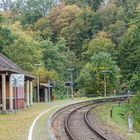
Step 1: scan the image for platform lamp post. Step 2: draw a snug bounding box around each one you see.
[68,68,74,99]
[34,64,41,102]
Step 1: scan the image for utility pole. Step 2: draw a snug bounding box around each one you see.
[34,64,41,102]
[102,71,109,97]
[68,68,74,99]
[48,80,51,102]
[104,73,107,97]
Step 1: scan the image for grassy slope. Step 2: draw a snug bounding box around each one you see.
[93,102,140,140]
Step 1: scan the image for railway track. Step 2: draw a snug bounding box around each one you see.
[84,105,108,140]
[51,97,127,140]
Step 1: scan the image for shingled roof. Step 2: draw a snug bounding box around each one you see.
[0,53,34,79]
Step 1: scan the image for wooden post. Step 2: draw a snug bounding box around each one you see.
[30,81,33,106]
[26,80,30,107]
[110,106,113,118]
[2,74,7,113]
[9,77,14,111]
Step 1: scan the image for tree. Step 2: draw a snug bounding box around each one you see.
[0,14,4,25]
[108,20,127,46]
[3,22,43,72]
[0,27,14,52]
[42,38,69,79]
[0,14,15,52]
[34,17,52,39]
[118,24,140,81]
[98,2,118,31]
[77,52,120,96]
[83,32,116,63]
[63,0,103,11]
[48,5,81,37]
[9,0,59,26]
[129,73,140,92]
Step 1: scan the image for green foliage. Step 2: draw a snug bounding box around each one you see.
[129,73,140,92]
[63,0,103,11]
[0,0,140,100]
[41,38,74,81]
[83,32,116,62]
[99,2,118,30]
[130,92,140,132]
[108,20,127,45]
[0,14,4,25]
[77,52,120,96]
[118,25,140,81]
[3,22,43,72]
[0,14,15,52]
[0,27,15,51]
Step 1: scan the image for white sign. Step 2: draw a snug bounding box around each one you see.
[10,74,25,87]
[128,116,133,132]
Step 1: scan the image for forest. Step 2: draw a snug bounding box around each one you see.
[0,0,140,130]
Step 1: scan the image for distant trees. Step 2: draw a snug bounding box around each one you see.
[0,14,15,51]
[0,0,140,96]
[118,24,140,94]
[3,22,43,72]
[77,52,120,96]
[83,32,116,63]
[118,25,140,81]
[63,0,104,11]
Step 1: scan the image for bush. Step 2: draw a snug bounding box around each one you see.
[130,91,140,132]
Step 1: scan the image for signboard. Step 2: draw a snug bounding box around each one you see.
[128,116,133,132]
[10,74,25,87]
[64,82,72,87]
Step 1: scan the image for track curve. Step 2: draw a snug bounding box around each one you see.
[51,97,128,140]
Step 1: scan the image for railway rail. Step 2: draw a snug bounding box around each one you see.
[51,96,129,140]
[84,105,108,140]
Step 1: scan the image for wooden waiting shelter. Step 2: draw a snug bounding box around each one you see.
[38,83,53,102]
[0,53,34,113]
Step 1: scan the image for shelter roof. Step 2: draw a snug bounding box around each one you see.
[40,83,53,88]
[0,53,34,79]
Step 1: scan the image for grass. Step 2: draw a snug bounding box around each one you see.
[0,97,96,140]
[93,102,140,140]
[0,100,71,140]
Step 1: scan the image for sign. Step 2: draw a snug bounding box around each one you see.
[64,82,72,87]
[10,74,25,87]
[128,116,133,132]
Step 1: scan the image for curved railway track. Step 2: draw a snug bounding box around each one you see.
[51,97,127,140]
[84,105,108,140]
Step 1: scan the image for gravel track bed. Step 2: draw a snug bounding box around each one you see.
[51,102,91,140]
[51,99,127,140]
[67,104,102,140]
